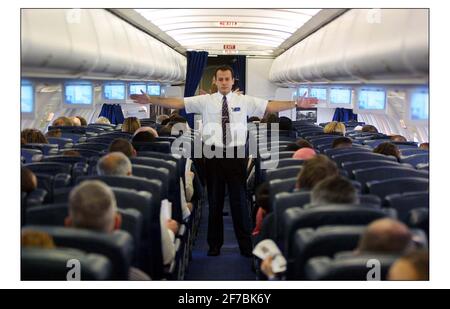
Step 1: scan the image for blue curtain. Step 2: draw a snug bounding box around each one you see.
[333,108,358,122]
[180,51,209,128]
[99,104,125,124]
[231,55,246,93]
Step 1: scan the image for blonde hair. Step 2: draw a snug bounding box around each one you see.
[95,116,111,124]
[22,230,55,249]
[122,117,141,134]
[323,121,346,135]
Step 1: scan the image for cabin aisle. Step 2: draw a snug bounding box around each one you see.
[185,197,256,280]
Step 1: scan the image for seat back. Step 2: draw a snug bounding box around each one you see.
[354,167,428,191]
[23,226,134,280]
[290,226,365,279]
[22,143,59,155]
[385,191,429,223]
[132,165,169,200]
[25,162,72,176]
[341,160,403,178]
[74,142,110,151]
[265,166,302,182]
[332,152,397,167]
[47,137,74,149]
[21,247,113,280]
[324,147,372,157]
[132,141,171,153]
[367,177,429,200]
[21,148,42,163]
[400,153,429,167]
[305,254,398,280]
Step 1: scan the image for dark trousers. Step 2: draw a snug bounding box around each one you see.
[204,153,252,254]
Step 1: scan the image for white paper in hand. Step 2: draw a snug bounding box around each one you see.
[160,199,172,222]
[252,239,282,260]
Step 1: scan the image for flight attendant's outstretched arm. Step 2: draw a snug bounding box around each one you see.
[266,91,318,113]
[130,90,185,109]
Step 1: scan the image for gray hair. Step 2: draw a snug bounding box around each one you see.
[68,180,117,233]
[97,152,132,176]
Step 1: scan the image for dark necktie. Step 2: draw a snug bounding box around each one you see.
[222,95,231,146]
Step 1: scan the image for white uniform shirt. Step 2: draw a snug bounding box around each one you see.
[184,92,268,147]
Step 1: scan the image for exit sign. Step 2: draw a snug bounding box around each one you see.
[223,44,236,50]
[218,21,238,27]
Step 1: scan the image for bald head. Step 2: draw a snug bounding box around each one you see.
[70,116,81,126]
[358,218,413,254]
[97,152,132,176]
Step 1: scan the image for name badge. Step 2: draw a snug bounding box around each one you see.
[232,107,241,112]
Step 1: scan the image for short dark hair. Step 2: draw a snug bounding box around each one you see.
[373,142,400,161]
[311,176,359,205]
[361,125,378,133]
[279,116,293,131]
[296,155,339,190]
[285,139,314,151]
[109,138,135,157]
[21,167,37,193]
[214,65,234,79]
[332,137,353,149]
[255,181,270,213]
[76,116,87,126]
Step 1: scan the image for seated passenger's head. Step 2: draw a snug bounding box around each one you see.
[133,127,158,141]
[419,142,429,150]
[96,152,132,176]
[323,121,346,135]
[255,182,270,213]
[76,116,87,126]
[62,150,81,157]
[390,135,407,143]
[21,167,37,193]
[373,142,400,161]
[66,180,121,233]
[332,137,353,149]
[361,125,379,133]
[310,176,359,206]
[388,249,429,281]
[45,129,62,138]
[296,154,339,190]
[278,117,293,131]
[156,114,169,125]
[286,139,314,152]
[356,218,413,255]
[292,147,316,160]
[69,116,81,127]
[108,138,136,158]
[21,128,49,144]
[52,116,73,127]
[21,230,55,249]
[95,116,111,125]
[122,117,141,134]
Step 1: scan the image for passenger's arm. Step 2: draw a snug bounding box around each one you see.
[130,91,185,110]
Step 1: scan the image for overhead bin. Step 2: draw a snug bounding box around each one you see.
[21,9,186,83]
[270,9,428,85]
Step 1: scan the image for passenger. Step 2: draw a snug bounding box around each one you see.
[323,121,346,135]
[69,116,81,127]
[285,139,314,151]
[332,137,353,149]
[45,129,62,138]
[52,116,73,127]
[251,182,270,237]
[390,134,407,142]
[132,130,157,143]
[309,175,359,206]
[373,142,401,161]
[122,117,141,134]
[21,167,37,193]
[292,147,316,160]
[65,180,151,280]
[62,150,81,157]
[355,218,414,255]
[108,138,137,158]
[156,114,169,125]
[278,116,293,131]
[21,230,55,249]
[133,126,159,140]
[388,249,429,281]
[21,128,49,144]
[76,116,87,126]
[419,142,429,150]
[361,125,379,133]
[95,153,181,265]
[295,154,339,191]
[95,116,111,125]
